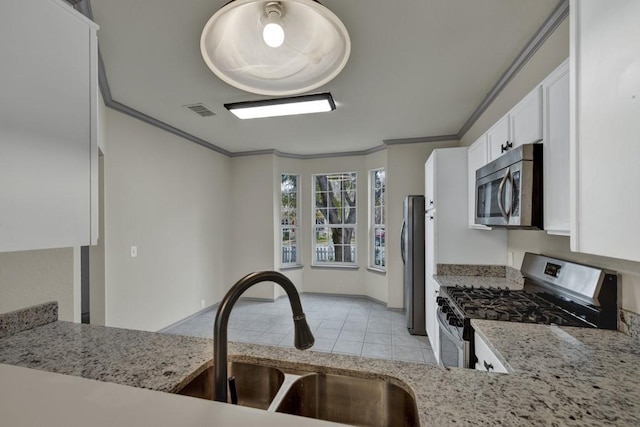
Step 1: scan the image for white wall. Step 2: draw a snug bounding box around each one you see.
[103,108,231,331]
[458,17,640,314]
[0,248,75,320]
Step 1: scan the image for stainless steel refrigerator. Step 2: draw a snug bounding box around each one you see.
[401,195,426,336]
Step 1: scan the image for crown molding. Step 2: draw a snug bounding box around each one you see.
[74,0,568,159]
[456,0,569,139]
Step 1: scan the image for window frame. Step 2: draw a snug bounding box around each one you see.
[369,168,386,271]
[312,172,358,267]
[280,173,300,268]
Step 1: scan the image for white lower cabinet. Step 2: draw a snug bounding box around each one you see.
[474,332,508,373]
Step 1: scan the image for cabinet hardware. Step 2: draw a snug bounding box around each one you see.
[500,141,513,153]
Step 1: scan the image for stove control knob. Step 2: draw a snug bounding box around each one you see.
[436,296,445,306]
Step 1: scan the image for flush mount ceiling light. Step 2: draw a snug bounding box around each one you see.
[200,0,351,96]
[224,92,336,119]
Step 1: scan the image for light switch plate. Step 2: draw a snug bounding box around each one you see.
[130,246,138,258]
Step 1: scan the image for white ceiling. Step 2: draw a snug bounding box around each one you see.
[89,0,561,155]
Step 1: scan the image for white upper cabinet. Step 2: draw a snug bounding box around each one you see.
[487,88,543,162]
[487,115,511,162]
[570,0,640,262]
[467,135,490,229]
[542,59,570,236]
[510,86,543,148]
[0,0,99,252]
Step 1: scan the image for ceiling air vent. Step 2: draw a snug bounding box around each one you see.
[184,103,215,117]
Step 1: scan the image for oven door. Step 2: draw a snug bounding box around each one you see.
[436,308,470,369]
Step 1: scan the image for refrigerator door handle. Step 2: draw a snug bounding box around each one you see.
[400,219,406,264]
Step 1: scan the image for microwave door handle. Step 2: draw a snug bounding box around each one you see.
[504,168,513,218]
[497,167,510,222]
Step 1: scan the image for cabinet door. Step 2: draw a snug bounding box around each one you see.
[487,115,510,161]
[0,0,98,252]
[425,209,436,276]
[543,60,570,235]
[510,86,543,148]
[467,136,490,229]
[425,275,440,363]
[474,332,508,373]
[424,153,436,210]
[570,0,640,262]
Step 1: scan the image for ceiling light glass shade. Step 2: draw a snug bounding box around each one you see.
[224,93,336,119]
[201,0,351,96]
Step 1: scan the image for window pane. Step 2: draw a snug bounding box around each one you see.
[369,168,385,270]
[313,172,356,265]
[281,174,299,265]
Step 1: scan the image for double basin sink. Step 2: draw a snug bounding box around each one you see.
[177,361,419,427]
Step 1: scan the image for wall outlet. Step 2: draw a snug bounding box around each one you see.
[200,299,206,309]
[130,246,137,258]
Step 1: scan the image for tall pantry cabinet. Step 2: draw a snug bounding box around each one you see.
[424,148,506,361]
[0,0,99,252]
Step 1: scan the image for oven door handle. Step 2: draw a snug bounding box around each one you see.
[436,311,463,348]
[497,167,512,222]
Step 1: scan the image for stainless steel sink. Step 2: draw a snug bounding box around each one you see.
[177,362,285,410]
[275,373,419,427]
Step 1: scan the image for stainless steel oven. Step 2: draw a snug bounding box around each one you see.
[475,144,543,229]
[436,302,471,369]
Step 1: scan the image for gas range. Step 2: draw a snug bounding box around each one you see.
[439,286,594,327]
[435,253,619,369]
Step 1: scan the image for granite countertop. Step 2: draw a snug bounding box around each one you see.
[2,301,640,426]
[433,274,523,289]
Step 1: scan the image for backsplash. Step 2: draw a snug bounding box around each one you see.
[436,264,506,277]
[619,309,640,340]
[0,301,58,339]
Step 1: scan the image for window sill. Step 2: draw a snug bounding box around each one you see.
[280,264,303,271]
[310,264,359,270]
[366,266,387,275]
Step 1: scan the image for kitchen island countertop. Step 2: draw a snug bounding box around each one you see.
[2,317,640,426]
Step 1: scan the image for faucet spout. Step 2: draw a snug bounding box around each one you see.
[213,271,314,403]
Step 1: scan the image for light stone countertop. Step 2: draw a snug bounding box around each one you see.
[2,319,640,426]
[433,274,524,289]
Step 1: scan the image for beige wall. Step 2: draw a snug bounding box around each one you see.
[0,248,75,321]
[460,20,570,147]
[228,155,278,300]
[458,17,640,314]
[103,108,231,331]
[385,141,459,308]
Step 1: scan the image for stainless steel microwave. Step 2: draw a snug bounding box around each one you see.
[474,144,543,229]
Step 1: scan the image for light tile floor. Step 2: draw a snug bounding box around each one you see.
[161,294,437,365]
